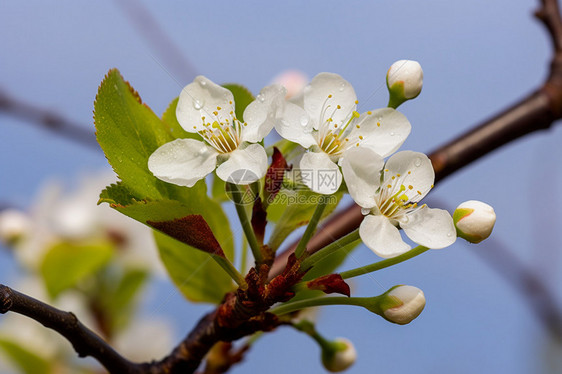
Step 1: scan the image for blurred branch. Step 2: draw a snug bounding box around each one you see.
[0,89,99,150]
[0,284,141,373]
[200,342,250,374]
[113,0,198,84]
[270,0,562,278]
[471,240,562,340]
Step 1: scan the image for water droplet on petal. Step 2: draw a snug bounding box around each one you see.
[447,232,453,237]
[361,208,371,215]
[199,80,207,87]
[390,132,395,136]
[256,94,265,103]
[339,83,346,92]
[193,99,204,110]
[300,116,309,127]
[414,158,422,167]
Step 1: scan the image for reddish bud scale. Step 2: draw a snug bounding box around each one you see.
[307,274,351,297]
[148,215,225,258]
[265,253,307,303]
[264,147,291,204]
[251,196,268,244]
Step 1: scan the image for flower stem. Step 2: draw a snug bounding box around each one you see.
[300,229,361,270]
[227,183,263,264]
[272,296,366,316]
[212,256,248,289]
[240,235,249,276]
[292,320,331,350]
[387,96,403,109]
[294,196,328,258]
[339,245,429,279]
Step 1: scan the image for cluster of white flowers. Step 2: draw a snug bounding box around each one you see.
[148,61,496,259]
[0,174,173,372]
[0,172,164,274]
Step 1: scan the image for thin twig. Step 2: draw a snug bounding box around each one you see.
[0,89,99,150]
[113,0,198,85]
[0,284,142,373]
[471,239,562,340]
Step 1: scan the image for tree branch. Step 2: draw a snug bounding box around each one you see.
[0,284,142,373]
[0,89,99,150]
[471,240,562,340]
[270,0,562,279]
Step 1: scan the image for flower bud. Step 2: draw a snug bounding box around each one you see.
[271,70,308,99]
[454,200,496,243]
[0,209,30,246]
[321,337,357,372]
[381,285,426,325]
[386,60,423,108]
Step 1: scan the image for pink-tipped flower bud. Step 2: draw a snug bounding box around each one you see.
[271,70,309,99]
[454,200,496,243]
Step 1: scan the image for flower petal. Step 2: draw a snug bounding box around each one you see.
[148,139,218,187]
[340,147,384,209]
[216,144,268,184]
[304,73,357,129]
[352,108,411,158]
[401,206,456,249]
[275,102,317,148]
[241,84,286,143]
[299,151,342,195]
[359,215,411,258]
[176,76,235,133]
[384,151,434,201]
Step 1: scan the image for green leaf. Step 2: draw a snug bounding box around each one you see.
[267,190,343,251]
[0,338,52,374]
[99,182,137,206]
[40,241,113,299]
[105,197,235,303]
[302,242,360,281]
[154,231,233,303]
[211,174,228,203]
[94,69,201,204]
[223,83,254,121]
[102,269,148,332]
[94,69,175,200]
[95,70,236,303]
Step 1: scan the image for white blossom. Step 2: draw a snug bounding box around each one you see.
[149,76,285,187]
[342,147,456,257]
[10,173,163,275]
[0,209,30,244]
[275,72,411,194]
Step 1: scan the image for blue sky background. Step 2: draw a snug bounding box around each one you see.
[1,1,562,373]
